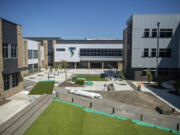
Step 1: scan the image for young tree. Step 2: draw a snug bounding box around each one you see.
[55,64,58,71]
[38,65,41,72]
[146,71,152,84]
[119,70,125,80]
[59,61,68,80]
[31,66,34,73]
[46,65,48,71]
[50,66,52,73]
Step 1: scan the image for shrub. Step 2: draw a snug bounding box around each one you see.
[38,65,41,71]
[55,64,58,71]
[75,80,84,85]
[174,79,180,95]
[119,70,125,80]
[30,66,34,73]
[50,67,52,73]
[146,71,152,84]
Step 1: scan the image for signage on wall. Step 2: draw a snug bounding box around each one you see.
[69,47,76,57]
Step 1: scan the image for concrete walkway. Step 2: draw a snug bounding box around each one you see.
[132,81,180,112]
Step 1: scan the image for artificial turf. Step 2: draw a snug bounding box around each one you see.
[74,75,106,81]
[24,101,174,135]
[29,81,55,95]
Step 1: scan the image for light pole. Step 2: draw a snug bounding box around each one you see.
[155,22,160,80]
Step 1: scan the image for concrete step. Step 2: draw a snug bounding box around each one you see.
[13,95,52,135]
[0,94,52,135]
[0,94,48,133]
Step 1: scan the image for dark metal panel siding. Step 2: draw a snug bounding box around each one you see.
[2,19,18,73]
[2,20,17,44]
[3,59,18,73]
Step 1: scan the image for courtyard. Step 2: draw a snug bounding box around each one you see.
[0,69,180,135]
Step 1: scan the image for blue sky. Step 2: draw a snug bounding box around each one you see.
[0,0,180,39]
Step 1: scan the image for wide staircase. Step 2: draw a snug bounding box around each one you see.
[0,94,52,135]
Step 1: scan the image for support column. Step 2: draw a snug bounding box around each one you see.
[102,61,104,69]
[88,61,90,69]
[117,62,122,70]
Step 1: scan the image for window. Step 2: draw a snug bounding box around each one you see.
[166,49,171,57]
[28,50,32,59]
[151,49,156,57]
[79,48,122,57]
[159,49,171,57]
[34,64,38,72]
[3,74,10,91]
[11,44,17,58]
[3,43,8,58]
[12,72,18,87]
[56,48,65,51]
[152,29,157,38]
[143,48,149,57]
[33,50,38,59]
[160,29,173,38]
[144,29,149,38]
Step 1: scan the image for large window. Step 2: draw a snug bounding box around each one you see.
[3,74,10,91]
[151,49,156,57]
[12,72,18,87]
[11,44,17,58]
[56,48,65,51]
[33,50,38,59]
[160,29,173,38]
[143,48,149,57]
[3,43,8,58]
[159,49,171,57]
[28,50,33,59]
[152,29,157,38]
[80,48,122,57]
[144,29,150,38]
[28,50,38,59]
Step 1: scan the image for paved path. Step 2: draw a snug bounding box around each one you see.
[132,81,180,112]
[0,94,53,135]
[55,86,180,130]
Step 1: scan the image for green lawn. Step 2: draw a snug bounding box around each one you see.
[29,81,55,95]
[74,75,106,81]
[24,102,174,135]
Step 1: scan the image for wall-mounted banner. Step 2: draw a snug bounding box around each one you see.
[69,47,76,57]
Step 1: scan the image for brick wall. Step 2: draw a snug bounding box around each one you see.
[52,40,56,66]
[17,25,23,68]
[43,40,48,68]
[22,38,28,76]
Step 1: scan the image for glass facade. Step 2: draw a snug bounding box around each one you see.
[80,48,122,57]
[28,50,38,59]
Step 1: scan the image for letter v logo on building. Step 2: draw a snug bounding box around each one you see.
[69,47,76,57]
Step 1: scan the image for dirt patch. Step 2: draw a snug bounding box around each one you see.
[93,91,179,115]
[59,81,84,87]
